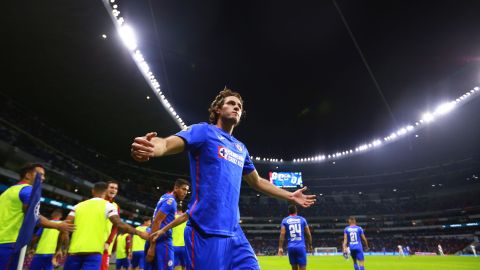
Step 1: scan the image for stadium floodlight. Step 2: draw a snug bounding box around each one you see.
[421,112,434,123]
[101,34,107,39]
[434,101,456,115]
[118,24,137,51]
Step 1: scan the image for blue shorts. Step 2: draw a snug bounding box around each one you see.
[144,240,174,270]
[116,258,130,269]
[131,251,145,269]
[174,246,186,267]
[0,243,17,270]
[350,249,365,262]
[64,254,102,270]
[30,254,54,270]
[184,224,259,270]
[287,246,307,266]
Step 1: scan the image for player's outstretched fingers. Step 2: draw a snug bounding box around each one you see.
[145,132,157,141]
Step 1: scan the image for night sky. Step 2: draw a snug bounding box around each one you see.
[2,0,480,173]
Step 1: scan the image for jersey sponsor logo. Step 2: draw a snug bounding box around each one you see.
[168,260,173,266]
[286,218,301,224]
[218,146,245,167]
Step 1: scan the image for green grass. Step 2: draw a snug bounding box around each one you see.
[258,256,480,270]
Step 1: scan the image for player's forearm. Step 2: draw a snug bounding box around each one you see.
[151,137,168,157]
[306,233,312,247]
[278,237,284,249]
[252,178,294,202]
[162,213,189,232]
[39,216,60,229]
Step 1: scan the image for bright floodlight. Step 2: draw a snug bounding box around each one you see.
[434,101,456,115]
[119,24,137,50]
[422,112,434,123]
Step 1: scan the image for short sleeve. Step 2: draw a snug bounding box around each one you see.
[242,149,255,175]
[106,202,119,218]
[281,219,286,229]
[175,123,208,152]
[359,227,364,235]
[303,217,308,227]
[158,198,175,216]
[19,185,32,205]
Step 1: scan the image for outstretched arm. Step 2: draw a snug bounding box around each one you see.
[343,233,348,252]
[361,234,369,251]
[305,225,313,253]
[278,226,286,256]
[150,213,189,242]
[131,132,185,162]
[109,215,149,240]
[243,170,316,207]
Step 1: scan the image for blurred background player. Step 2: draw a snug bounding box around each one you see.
[131,217,151,270]
[29,209,64,270]
[115,231,131,270]
[438,244,444,256]
[145,179,189,270]
[172,203,187,270]
[0,163,74,270]
[471,244,477,257]
[102,180,120,270]
[58,182,148,270]
[397,245,404,257]
[343,216,369,270]
[278,205,312,270]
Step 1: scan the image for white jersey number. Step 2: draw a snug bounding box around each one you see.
[289,224,302,240]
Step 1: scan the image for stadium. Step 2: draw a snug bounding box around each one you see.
[2,1,480,270]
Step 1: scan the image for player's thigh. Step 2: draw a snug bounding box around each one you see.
[64,255,84,270]
[154,242,174,270]
[82,254,102,270]
[131,252,141,268]
[184,225,226,270]
[0,245,17,270]
[230,225,260,270]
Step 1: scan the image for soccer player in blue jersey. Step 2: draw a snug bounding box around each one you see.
[131,88,316,270]
[145,179,189,270]
[343,217,369,270]
[278,205,313,270]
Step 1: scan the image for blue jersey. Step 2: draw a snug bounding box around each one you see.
[281,215,308,248]
[344,225,364,250]
[175,123,255,236]
[153,193,177,241]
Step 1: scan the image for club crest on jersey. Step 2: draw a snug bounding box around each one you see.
[167,199,173,205]
[218,146,245,167]
[235,143,243,152]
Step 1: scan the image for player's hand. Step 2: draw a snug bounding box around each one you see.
[290,187,316,208]
[128,253,133,260]
[104,243,110,252]
[307,245,313,253]
[52,250,64,267]
[131,132,157,162]
[56,221,75,232]
[364,246,370,252]
[277,248,284,256]
[150,229,165,242]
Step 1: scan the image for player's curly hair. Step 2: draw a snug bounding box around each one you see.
[208,87,245,125]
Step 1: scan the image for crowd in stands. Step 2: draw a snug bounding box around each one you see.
[1,95,479,257]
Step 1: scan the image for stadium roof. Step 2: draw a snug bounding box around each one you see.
[3,0,480,174]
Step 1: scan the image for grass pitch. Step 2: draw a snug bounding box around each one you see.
[258,255,479,270]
